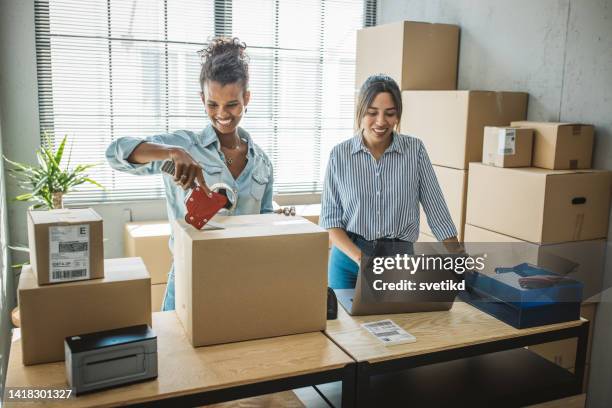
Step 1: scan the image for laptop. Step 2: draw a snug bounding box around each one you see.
[335,243,464,316]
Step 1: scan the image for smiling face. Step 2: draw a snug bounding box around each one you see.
[201,80,250,136]
[360,91,399,146]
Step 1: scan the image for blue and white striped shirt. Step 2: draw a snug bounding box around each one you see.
[320,132,457,242]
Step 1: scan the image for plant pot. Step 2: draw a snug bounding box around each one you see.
[52,192,64,209]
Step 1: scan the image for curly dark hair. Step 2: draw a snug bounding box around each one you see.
[198,37,249,92]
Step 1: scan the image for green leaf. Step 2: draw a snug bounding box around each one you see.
[14,193,33,201]
[84,177,105,190]
[55,135,67,164]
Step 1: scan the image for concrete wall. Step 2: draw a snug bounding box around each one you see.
[379,0,612,406]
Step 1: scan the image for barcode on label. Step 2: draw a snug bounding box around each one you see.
[364,321,395,328]
[59,242,88,253]
[376,331,400,337]
[52,269,87,280]
[500,148,514,155]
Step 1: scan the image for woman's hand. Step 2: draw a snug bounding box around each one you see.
[168,147,211,196]
[127,141,212,196]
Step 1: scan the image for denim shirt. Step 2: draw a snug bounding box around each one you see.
[105,125,275,228]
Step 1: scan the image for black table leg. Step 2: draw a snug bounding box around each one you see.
[574,321,589,392]
[355,362,371,408]
[341,363,357,408]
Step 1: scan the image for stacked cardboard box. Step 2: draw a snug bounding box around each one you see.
[20,208,152,365]
[465,120,610,371]
[124,221,173,311]
[27,209,104,285]
[356,21,460,90]
[401,91,528,241]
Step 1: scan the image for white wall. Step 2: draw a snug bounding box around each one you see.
[379,0,612,406]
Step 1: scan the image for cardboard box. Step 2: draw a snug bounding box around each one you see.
[18,257,152,365]
[356,21,459,90]
[528,304,596,369]
[401,91,528,169]
[482,127,534,167]
[511,121,594,170]
[466,163,612,243]
[420,165,467,241]
[27,208,104,285]
[152,283,166,312]
[463,224,606,303]
[173,214,328,347]
[124,221,172,284]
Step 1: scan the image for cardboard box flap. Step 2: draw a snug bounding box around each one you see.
[28,208,102,224]
[176,215,327,241]
[19,258,150,292]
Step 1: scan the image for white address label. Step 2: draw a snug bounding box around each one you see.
[498,129,516,155]
[48,224,90,282]
[361,319,416,346]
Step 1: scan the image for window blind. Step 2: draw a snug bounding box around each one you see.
[34,0,375,203]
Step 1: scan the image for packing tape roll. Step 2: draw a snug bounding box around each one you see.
[210,182,237,211]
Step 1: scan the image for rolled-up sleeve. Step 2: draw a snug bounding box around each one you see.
[320,149,345,229]
[418,141,457,241]
[105,134,165,175]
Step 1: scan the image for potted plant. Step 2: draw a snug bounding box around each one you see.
[3,133,104,209]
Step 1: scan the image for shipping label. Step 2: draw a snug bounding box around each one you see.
[361,319,416,346]
[48,224,90,282]
[498,128,516,155]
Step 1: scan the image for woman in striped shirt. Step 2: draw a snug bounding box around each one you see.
[320,74,460,289]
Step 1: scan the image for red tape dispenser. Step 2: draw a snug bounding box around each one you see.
[161,160,237,230]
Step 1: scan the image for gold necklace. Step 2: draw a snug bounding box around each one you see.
[222,137,247,166]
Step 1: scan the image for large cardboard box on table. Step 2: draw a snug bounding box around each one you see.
[511,121,594,170]
[27,208,104,285]
[466,163,612,244]
[356,21,459,90]
[18,257,152,365]
[173,214,328,347]
[463,224,606,304]
[482,126,534,168]
[401,91,528,169]
[124,221,172,284]
[419,165,467,241]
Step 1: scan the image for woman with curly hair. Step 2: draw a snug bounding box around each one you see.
[106,37,276,311]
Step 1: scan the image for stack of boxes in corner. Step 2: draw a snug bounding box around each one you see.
[19,208,151,365]
[356,20,528,242]
[464,120,611,382]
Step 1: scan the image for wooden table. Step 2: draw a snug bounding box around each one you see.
[324,301,589,407]
[4,311,355,407]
